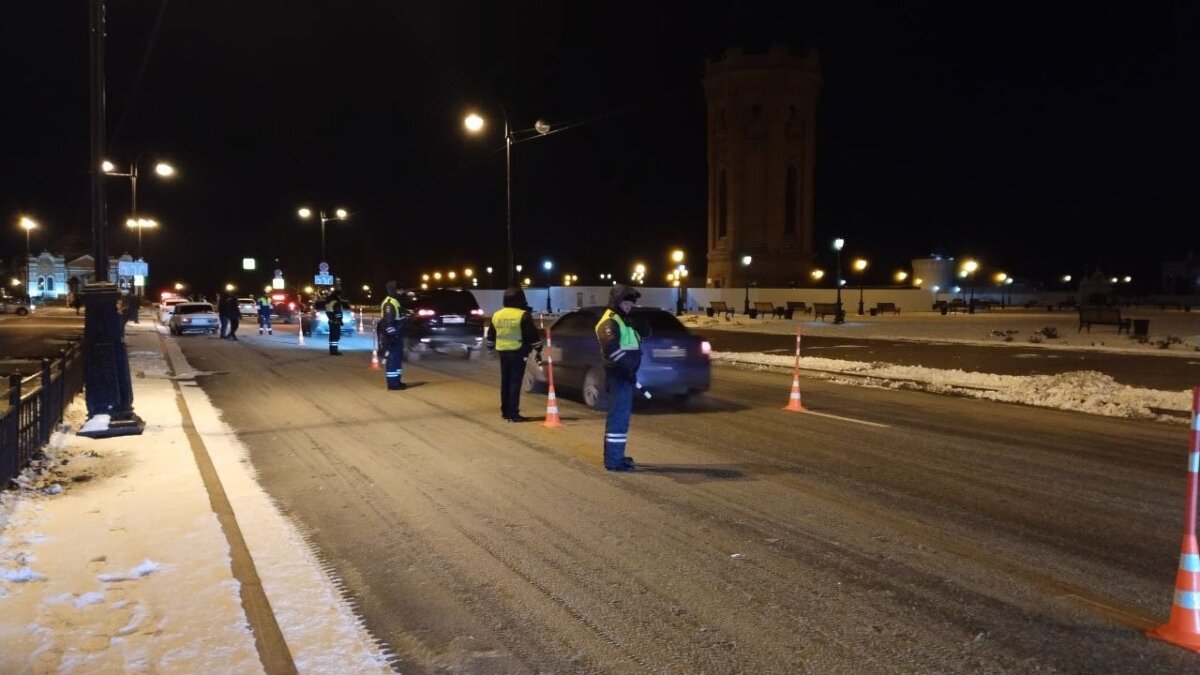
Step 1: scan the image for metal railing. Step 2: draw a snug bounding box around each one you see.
[0,341,85,484]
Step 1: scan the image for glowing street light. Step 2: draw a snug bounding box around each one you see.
[960,259,980,313]
[852,258,868,315]
[125,217,158,259]
[296,206,350,265]
[741,255,753,315]
[895,271,908,283]
[833,238,846,324]
[463,109,551,286]
[18,216,37,300]
[811,268,825,281]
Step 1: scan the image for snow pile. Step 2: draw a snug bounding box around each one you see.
[712,351,1192,422]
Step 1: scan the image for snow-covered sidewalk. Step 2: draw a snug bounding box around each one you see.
[0,322,390,673]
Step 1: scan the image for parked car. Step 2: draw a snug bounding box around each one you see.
[238,297,257,317]
[524,307,711,409]
[0,294,31,316]
[168,302,219,335]
[398,288,486,360]
[267,291,299,324]
[159,298,188,324]
[301,299,356,337]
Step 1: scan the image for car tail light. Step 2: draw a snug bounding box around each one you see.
[700,340,712,356]
[417,309,436,317]
[272,294,286,302]
[470,308,484,315]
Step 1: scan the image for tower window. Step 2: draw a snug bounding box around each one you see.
[784,165,798,235]
[717,170,728,238]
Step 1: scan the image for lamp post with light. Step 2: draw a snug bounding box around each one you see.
[853,258,869,315]
[542,260,553,313]
[463,111,551,287]
[297,207,349,268]
[741,255,753,315]
[833,238,845,324]
[102,158,174,238]
[960,259,979,313]
[670,249,687,316]
[18,216,37,302]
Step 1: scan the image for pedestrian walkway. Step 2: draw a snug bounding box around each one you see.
[0,321,390,673]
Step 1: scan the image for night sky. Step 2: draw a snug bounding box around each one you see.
[2,2,1196,296]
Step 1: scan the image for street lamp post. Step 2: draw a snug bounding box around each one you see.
[297,207,349,267]
[542,260,553,313]
[833,238,845,324]
[853,258,868,315]
[741,255,752,315]
[671,249,686,316]
[18,217,37,302]
[125,218,157,260]
[961,259,979,314]
[102,159,173,249]
[464,111,551,287]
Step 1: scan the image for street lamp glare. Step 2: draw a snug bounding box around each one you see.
[464,268,474,277]
[853,258,868,271]
[154,162,175,177]
[542,260,553,271]
[741,255,752,266]
[833,238,844,251]
[534,119,551,135]
[19,216,38,231]
[811,269,824,280]
[1123,275,1132,283]
[486,266,493,274]
[464,113,485,133]
[963,259,979,273]
[335,208,348,219]
[101,160,115,173]
[671,249,684,263]
[297,207,312,219]
[895,271,908,282]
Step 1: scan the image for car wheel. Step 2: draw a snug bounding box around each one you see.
[15,307,29,316]
[523,361,547,394]
[582,368,608,410]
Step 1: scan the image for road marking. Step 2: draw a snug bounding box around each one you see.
[800,409,890,428]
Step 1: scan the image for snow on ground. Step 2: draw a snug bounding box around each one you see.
[0,324,391,673]
[685,308,1200,423]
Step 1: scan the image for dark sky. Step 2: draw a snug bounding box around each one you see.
[2,1,1196,295]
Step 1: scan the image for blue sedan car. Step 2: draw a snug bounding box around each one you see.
[525,307,711,409]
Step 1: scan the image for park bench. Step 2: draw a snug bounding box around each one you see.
[875,302,900,315]
[812,302,840,321]
[749,301,783,319]
[1077,306,1131,333]
[707,300,735,319]
[784,301,810,319]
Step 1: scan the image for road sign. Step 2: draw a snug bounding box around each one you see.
[318,262,330,273]
[314,274,334,285]
[118,261,149,277]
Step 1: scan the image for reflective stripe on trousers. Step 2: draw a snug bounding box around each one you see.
[603,371,633,468]
[385,345,404,388]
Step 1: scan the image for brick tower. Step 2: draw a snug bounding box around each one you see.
[703,45,822,288]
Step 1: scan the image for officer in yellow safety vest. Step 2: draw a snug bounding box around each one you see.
[485,286,542,422]
[595,284,642,471]
[379,281,411,390]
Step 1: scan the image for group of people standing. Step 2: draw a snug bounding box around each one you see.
[482,283,644,472]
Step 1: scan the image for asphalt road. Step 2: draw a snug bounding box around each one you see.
[694,328,1200,390]
[173,327,1195,673]
[0,312,84,374]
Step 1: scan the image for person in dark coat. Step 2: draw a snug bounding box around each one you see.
[594,284,642,471]
[325,288,346,355]
[220,294,240,340]
[379,281,411,389]
[485,287,543,422]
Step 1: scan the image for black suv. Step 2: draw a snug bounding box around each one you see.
[399,289,486,360]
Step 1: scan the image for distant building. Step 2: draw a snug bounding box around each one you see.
[703,44,822,288]
[17,252,130,302]
[1161,252,1200,295]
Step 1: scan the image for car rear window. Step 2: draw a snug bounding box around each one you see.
[410,291,479,314]
[176,304,213,314]
[633,310,689,336]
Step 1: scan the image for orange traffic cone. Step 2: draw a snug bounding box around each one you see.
[1148,534,1200,651]
[542,330,564,428]
[1148,387,1200,651]
[783,375,806,411]
[782,328,806,412]
[369,329,381,370]
[297,324,305,346]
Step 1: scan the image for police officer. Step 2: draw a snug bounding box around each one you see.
[595,284,642,471]
[325,288,346,355]
[485,287,542,422]
[256,290,273,335]
[379,281,411,390]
